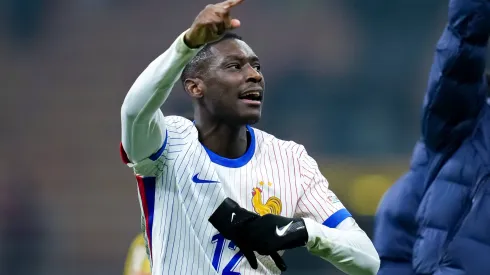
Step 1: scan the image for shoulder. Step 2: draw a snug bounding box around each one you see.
[128,116,197,175]
[164,115,194,130]
[252,127,308,159]
[164,115,198,140]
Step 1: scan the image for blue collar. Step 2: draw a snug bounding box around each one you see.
[201,125,256,168]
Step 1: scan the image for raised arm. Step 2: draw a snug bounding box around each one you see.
[121,32,201,163]
[422,0,490,150]
[121,0,244,164]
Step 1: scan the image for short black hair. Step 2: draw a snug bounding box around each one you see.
[180,32,243,86]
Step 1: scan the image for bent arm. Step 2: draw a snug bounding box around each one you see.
[422,0,490,150]
[295,149,379,274]
[121,30,201,163]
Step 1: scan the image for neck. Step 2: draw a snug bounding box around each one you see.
[194,116,249,159]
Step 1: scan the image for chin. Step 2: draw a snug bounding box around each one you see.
[246,118,260,125]
[244,114,261,125]
[231,112,261,125]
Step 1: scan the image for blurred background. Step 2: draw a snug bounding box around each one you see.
[0,0,450,274]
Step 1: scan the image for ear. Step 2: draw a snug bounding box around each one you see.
[184,78,205,99]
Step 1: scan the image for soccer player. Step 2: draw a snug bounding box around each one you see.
[120,0,379,274]
[123,233,151,275]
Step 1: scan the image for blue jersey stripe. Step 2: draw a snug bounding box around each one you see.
[136,176,157,257]
[323,208,352,228]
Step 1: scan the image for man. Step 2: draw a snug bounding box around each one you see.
[120,1,379,274]
[123,233,151,275]
[374,0,490,274]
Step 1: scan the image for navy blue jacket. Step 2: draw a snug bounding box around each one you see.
[374,0,490,274]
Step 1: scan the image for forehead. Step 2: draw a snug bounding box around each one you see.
[209,39,258,62]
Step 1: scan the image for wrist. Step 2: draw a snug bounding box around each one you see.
[274,216,308,250]
[302,218,319,248]
[183,31,203,49]
[296,217,309,245]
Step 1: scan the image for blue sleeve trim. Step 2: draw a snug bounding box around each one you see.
[149,130,168,161]
[322,208,352,228]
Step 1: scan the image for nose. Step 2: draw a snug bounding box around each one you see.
[245,64,263,83]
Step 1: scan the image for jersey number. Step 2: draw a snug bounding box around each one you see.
[211,233,244,274]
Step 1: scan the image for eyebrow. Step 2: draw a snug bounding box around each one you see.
[222,55,260,63]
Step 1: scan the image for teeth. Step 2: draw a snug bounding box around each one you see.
[242,92,260,97]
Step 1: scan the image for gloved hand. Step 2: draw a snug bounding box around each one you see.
[208,198,284,270]
[240,212,308,255]
[209,198,309,271]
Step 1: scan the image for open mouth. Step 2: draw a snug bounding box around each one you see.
[238,91,263,102]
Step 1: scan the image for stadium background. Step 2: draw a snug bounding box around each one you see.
[0,0,450,274]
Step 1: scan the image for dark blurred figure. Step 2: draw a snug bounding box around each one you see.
[0,176,46,275]
[374,0,490,275]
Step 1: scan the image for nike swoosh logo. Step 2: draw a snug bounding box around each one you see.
[192,173,219,184]
[276,221,293,237]
[231,212,236,222]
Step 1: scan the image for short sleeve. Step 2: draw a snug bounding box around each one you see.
[294,149,352,228]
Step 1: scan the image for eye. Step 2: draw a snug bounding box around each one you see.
[226,63,241,70]
[253,64,261,71]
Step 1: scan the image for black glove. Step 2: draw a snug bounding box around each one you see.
[240,213,309,255]
[209,198,309,271]
[209,198,287,271]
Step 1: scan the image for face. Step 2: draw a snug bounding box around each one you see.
[195,39,265,125]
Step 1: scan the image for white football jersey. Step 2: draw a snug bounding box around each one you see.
[121,115,351,275]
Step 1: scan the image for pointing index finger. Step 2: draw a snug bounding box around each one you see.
[221,0,244,10]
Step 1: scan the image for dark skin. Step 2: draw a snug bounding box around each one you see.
[183,0,265,159]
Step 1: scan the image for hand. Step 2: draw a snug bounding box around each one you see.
[184,0,244,48]
[209,198,288,271]
[241,214,309,255]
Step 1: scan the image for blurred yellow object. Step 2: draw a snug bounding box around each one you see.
[123,233,151,275]
[319,160,406,215]
[350,174,393,216]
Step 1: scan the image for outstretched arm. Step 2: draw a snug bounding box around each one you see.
[422,0,490,150]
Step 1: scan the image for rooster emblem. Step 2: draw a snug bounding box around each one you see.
[251,186,282,216]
